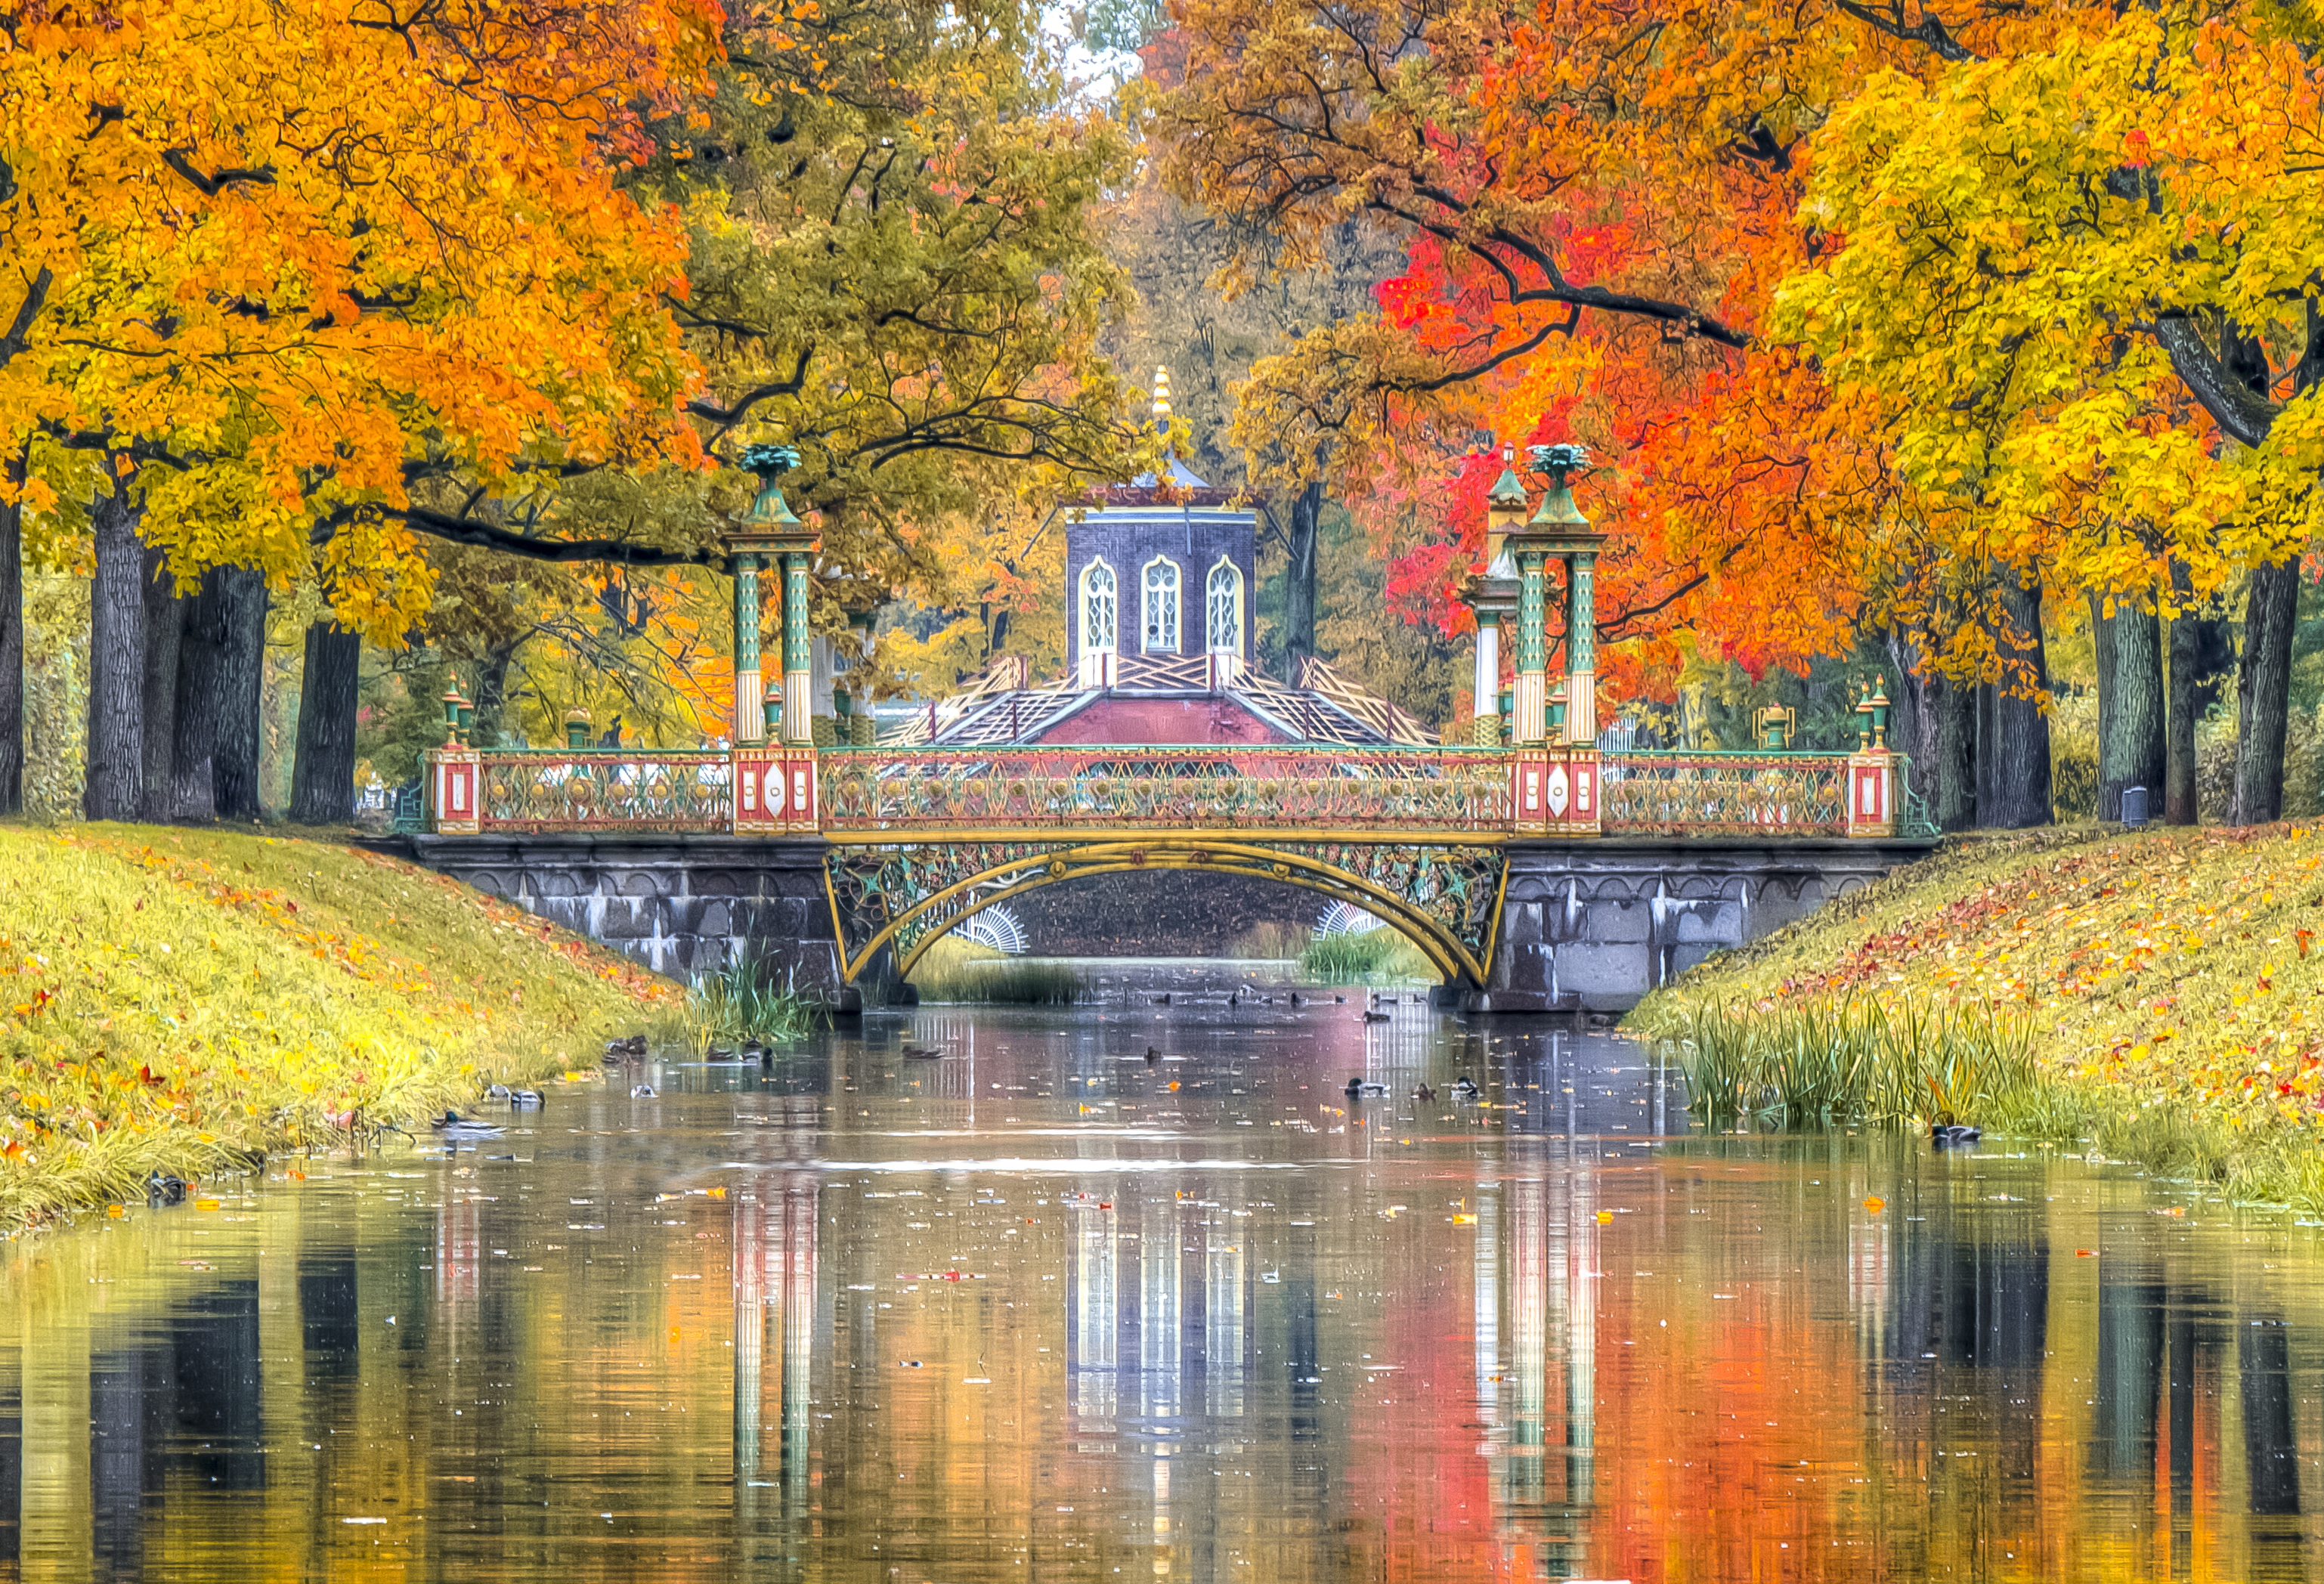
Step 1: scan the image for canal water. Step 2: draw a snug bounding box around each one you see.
[4,964,2322,1582]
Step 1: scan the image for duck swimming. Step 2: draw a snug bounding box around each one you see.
[630,1084,658,1100]
[1931,1122,1981,1149]
[1450,1075,1480,1100]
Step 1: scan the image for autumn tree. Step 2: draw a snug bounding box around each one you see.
[2,0,723,817]
[1777,3,2324,824]
[1153,0,2324,824]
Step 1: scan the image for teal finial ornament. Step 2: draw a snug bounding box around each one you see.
[1526,442,1592,485]
[1524,443,1595,530]
[738,444,803,526]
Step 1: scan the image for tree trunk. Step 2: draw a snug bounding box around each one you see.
[1937,673,1977,831]
[0,453,23,815]
[1986,572,2053,828]
[1886,628,1940,815]
[214,568,267,820]
[289,622,361,825]
[83,486,144,822]
[2165,562,2225,826]
[1281,481,1322,680]
[471,645,518,747]
[170,568,231,821]
[2235,558,2300,825]
[138,545,184,823]
[2100,601,2165,822]
[2090,589,2117,803]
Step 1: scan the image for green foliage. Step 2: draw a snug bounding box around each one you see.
[1659,996,2040,1130]
[909,935,1088,1004]
[23,571,88,821]
[673,957,817,1053]
[1299,928,1434,984]
[1227,921,1309,959]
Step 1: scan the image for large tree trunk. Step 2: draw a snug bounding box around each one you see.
[1886,628,1940,815]
[2235,558,2301,825]
[214,568,267,820]
[1936,673,1978,831]
[83,486,144,822]
[137,546,184,824]
[170,568,232,821]
[289,622,361,825]
[471,645,518,747]
[2100,601,2166,821]
[2165,562,2229,826]
[0,452,23,815]
[1281,481,1322,679]
[1986,572,2053,828]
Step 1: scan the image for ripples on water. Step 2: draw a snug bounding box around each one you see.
[2,962,2319,1581]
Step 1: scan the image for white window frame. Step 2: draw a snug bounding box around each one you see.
[1140,556,1182,654]
[1205,555,1243,657]
[1081,557,1118,656]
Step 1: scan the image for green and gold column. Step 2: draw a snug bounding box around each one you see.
[732,550,763,744]
[781,550,812,744]
[731,445,822,833]
[1513,549,1549,744]
[1564,547,1597,744]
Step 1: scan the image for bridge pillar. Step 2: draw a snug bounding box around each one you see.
[1471,837,1933,1014]
[731,551,763,744]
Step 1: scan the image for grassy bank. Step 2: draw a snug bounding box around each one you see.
[1,823,672,1226]
[911,935,1090,1004]
[1632,823,2324,1208]
[1300,927,1436,984]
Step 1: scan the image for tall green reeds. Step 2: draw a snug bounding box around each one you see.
[1299,929,1434,984]
[909,935,1089,1004]
[671,957,816,1053]
[1663,995,2043,1130]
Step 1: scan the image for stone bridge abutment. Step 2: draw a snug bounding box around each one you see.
[388,833,1929,1013]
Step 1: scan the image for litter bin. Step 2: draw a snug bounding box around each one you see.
[2121,784,2150,828]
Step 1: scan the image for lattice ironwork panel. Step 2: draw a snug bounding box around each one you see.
[1598,752,1848,836]
[819,747,1512,834]
[476,752,732,834]
[824,837,1505,982]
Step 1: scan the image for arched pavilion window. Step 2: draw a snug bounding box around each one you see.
[1081,558,1117,656]
[1141,557,1181,652]
[1205,557,1242,657]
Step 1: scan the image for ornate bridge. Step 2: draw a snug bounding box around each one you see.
[402,444,1932,1010]
[416,735,1924,1001]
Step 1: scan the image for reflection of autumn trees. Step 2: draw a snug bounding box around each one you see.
[8,1088,2324,1580]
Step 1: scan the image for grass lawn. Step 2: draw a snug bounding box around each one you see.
[0,822,672,1227]
[1632,821,2324,1208]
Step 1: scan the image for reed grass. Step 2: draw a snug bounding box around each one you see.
[910,934,1089,1004]
[1660,995,2040,1128]
[1299,928,1435,985]
[664,956,817,1054]
[1632,822,2324,1214]
[1227,921,1310,960]
[0,822,673,1227]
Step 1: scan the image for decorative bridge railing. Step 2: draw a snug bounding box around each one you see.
[816,746,1512,834]
[474,750,733,834]
[1599,751,1852,837]
[417,744,1927,841]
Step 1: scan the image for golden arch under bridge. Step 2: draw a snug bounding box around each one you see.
[822,837,1509,988]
